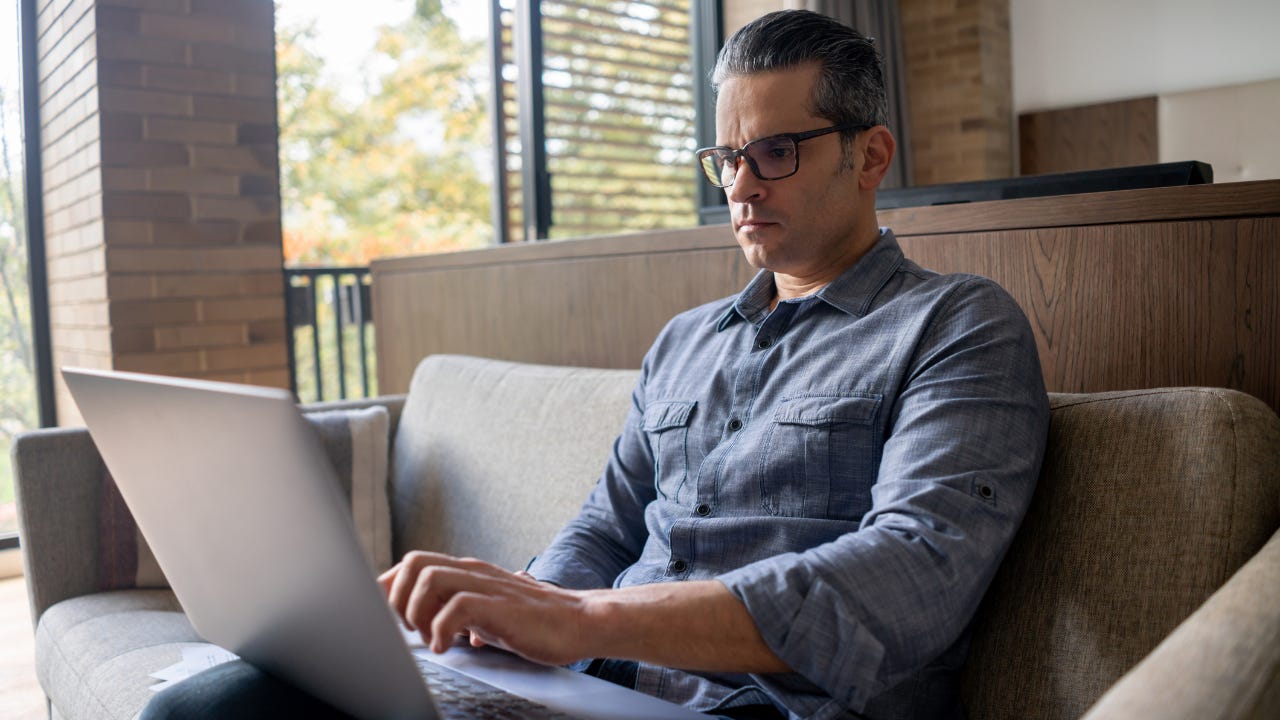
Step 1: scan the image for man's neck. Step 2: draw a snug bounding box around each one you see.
[768,226,882,311]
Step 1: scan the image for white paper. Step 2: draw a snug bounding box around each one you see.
[148,644,239,693]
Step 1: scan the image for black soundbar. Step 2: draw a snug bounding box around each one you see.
[873,161,1212,209]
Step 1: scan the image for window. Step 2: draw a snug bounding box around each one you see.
[495,0,699,241]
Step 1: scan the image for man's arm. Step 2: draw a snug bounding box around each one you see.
[379,551,789,673]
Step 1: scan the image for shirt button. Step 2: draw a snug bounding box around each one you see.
[756,338,772,350]
[695,503,711,517]
[727,418,743,432]
[669,559,688,574]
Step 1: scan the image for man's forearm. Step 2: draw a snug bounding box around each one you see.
[383,552,790,673]
[580,579,791,674]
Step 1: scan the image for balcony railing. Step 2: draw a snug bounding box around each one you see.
[284,267,376,403]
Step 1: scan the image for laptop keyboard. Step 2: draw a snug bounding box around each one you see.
[416,657,583,719]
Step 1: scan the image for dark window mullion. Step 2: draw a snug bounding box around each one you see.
[515,0,552,240]
[488,0,512,243]
[19,0,55,429]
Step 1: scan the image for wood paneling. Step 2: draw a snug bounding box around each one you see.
[373,181,1280,413]
[897,219,1277,409]
[1019,97,1158,176]
[373,244,757,392]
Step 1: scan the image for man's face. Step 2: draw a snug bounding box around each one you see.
[715,63,867,282]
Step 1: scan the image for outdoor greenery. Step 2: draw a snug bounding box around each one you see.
[0,85,36,535]
[276,2,494,266]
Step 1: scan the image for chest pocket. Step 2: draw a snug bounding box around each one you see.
[642,400,697,504]
[761,394,882,520]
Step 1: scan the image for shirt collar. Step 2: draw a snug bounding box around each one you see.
[716,228,905,331]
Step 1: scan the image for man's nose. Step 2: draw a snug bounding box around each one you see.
[725,160,765,204]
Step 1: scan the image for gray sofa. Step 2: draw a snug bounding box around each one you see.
[14,354,1280,720]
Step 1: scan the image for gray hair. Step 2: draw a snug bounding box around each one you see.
[711,10,889,141]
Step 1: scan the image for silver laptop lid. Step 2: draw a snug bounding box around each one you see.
[63,367,436,720]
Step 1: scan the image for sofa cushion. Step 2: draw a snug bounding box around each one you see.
[94,405,393,593]
[391,355,639,571]
[306,405,393,572]
[34,590,199,720]
[960,388,1280,720]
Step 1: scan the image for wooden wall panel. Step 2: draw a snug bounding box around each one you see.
[373,181,1280,413]
[1019,97,1158,175]
[374,246,756,392]
[897,218,1277,410]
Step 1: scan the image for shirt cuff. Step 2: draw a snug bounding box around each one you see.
[717,560,887,711]
[526,552,614,590]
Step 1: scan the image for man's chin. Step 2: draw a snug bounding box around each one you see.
[736,246,790,274]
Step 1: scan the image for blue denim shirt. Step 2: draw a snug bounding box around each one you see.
[527,229,1049,720]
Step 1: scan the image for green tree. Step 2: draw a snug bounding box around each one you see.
[276,6,493,266]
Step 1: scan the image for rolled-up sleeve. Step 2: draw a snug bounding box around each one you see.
[718,279,1049,711]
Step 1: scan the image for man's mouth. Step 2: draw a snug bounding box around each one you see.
[735,218,778,232]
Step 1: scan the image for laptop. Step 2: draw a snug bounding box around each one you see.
[63,367,706,720]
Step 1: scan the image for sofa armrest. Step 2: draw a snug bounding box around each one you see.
[1082,527,1280,720]
[11,427,110,628]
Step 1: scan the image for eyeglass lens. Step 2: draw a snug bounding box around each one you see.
[703,135,798,187]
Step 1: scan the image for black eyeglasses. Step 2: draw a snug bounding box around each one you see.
[696,123,871,188]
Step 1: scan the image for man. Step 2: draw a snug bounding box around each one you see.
[146,9,1048,720]
[382,8,1047,719]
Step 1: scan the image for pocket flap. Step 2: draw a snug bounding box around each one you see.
[643,400,697,432]
[774,395,880,427]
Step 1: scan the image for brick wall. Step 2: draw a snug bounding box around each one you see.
[900,0,1013,185]
[36,0,287,424]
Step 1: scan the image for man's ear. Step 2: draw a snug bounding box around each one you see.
[858,126,896,190]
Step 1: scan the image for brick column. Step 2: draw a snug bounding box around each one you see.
[37,0,288,425]
[900,0,1013,185]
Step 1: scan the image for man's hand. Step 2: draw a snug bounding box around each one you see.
[378,551,592,666]
[379,550,791,674]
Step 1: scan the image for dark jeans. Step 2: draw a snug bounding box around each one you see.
[141,657,783,719]
[141,660,354,719]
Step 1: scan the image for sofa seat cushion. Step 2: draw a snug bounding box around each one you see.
[35,590,202,720]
